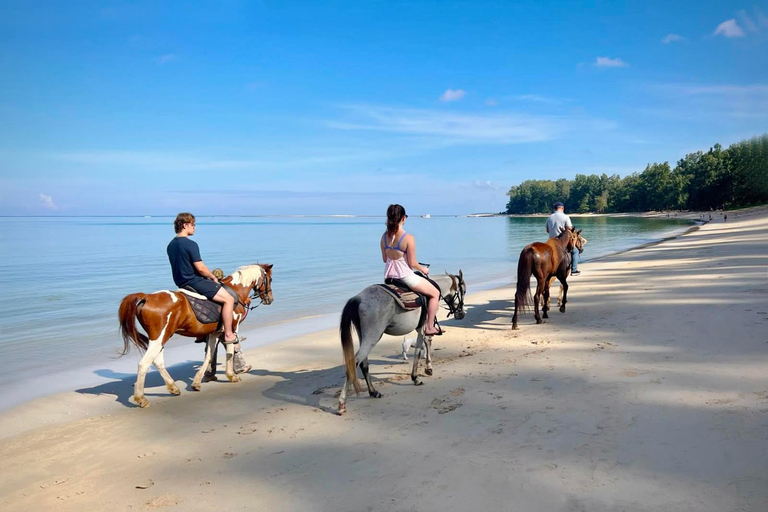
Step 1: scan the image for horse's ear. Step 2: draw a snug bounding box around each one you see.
[576,229,582,235]
[459,269,463,280]
[265,264,274,270]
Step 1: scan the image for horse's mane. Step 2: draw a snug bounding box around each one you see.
[230,264,264,286]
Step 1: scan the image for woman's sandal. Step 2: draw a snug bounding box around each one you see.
[424,324,444,336]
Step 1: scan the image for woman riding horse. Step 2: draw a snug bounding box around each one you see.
[381,204,442,336]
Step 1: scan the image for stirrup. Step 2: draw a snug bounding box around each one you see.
[222,334,241,345]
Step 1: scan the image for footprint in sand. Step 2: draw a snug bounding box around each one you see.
[431,389,464,414]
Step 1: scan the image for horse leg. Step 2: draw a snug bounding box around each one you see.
[192,334,217,391]
[359,358,381,398]
[512,302,519,330]
[424,334,433,376]
[411,331,426,385]
[533,278,545,324]
[546,276,556,309]
[203,338,219,382]
[542,278,551,319]
[559,278,569,313]
[133,338,165,408]
[152,348,180,396]
[224,341,240,383]
[557,284,564,307]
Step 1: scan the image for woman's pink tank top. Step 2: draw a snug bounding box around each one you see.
[383,232,415,279]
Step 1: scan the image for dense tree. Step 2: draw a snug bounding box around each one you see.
[505,134,767,214]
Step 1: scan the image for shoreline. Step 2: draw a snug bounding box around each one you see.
[1,206,766,510]
[0,215,699,418]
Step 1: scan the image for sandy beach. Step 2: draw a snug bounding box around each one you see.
[1,209,767,512]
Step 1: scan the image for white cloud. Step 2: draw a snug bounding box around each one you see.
[48,147,397,171]
[661,84,768,96]
[471,180,503,191]
[512,94,568,105]
[156,53,176,65]
[594,57,628,68]
[39,193,57,210]
[714,19,745,38]
[328,104,615,145]
[737,10,758,32]
[440,89,466,102]
[662,34,685,44]
[485,98,499,107]
[759,10,768,29]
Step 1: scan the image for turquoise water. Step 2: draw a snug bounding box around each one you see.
[0,215,692,408]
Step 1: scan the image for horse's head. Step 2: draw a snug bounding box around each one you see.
[562,226,578,252]
[255,264,274,305]
[230,263,274,306]
[574,229,586,255]
[445,269,466,320]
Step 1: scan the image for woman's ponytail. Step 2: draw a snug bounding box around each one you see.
[386,204,406,237]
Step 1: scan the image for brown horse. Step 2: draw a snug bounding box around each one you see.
[512,228,580,330]
[118,263,273,408]
[547,232,587,308]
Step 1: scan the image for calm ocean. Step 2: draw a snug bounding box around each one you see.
[0,215,692,409]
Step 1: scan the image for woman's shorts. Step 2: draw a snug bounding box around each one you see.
[185,277,222,300]
[399,273,424,288]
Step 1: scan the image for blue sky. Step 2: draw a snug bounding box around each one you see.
[1,1,766,215]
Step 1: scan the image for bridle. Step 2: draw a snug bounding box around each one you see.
[239,269,272,312]
[441,274,466,318]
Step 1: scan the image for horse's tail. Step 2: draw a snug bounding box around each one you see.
[340,296,362,394]
[118,293,149,355]
[515,247,534,312]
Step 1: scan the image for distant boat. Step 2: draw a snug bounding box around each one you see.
[421,214,431,218]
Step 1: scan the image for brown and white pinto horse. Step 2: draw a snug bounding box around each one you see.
[512,228,580,330]
[118,263,273,408]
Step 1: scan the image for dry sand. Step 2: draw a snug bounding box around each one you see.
[1,210,767,512]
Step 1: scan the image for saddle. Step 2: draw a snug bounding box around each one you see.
[375,272,442,331]
[178,285,239,326]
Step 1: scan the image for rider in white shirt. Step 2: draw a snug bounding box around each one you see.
[546,202,579,275]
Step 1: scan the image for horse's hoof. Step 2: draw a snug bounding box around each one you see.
[228,374,241,383]
[542,313,549,319]
[559,306,566,313]
[370,391,382,398]
[536,319,543,324]
[413,378,423,386]
[338,403,346,415]
[191,383,201,392]
[167,384,181,396]
[512,325,518,330]
[135,397,150,408]
[425,368,433,376]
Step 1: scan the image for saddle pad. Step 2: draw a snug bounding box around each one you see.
[181,293,223,325]
[179,288,207,300]
[375,283,423,311]
[177,286,239,325]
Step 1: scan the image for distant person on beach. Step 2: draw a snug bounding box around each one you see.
[167,213,239,344]
[381,204,442,336]
[546,202,580,275]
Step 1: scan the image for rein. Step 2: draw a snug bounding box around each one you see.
[236,272,272,313]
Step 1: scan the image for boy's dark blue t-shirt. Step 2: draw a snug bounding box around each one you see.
[167,236,202,287]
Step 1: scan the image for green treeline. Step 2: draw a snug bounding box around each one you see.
[505,134,768,214]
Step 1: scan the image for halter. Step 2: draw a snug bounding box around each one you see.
[440,274,465,318]
[238,268,272,312]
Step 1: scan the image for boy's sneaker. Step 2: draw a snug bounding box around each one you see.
[571,270,581,276]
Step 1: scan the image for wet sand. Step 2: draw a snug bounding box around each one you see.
[1,208,767,511]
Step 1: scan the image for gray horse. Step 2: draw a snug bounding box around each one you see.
[338,271,466,414]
